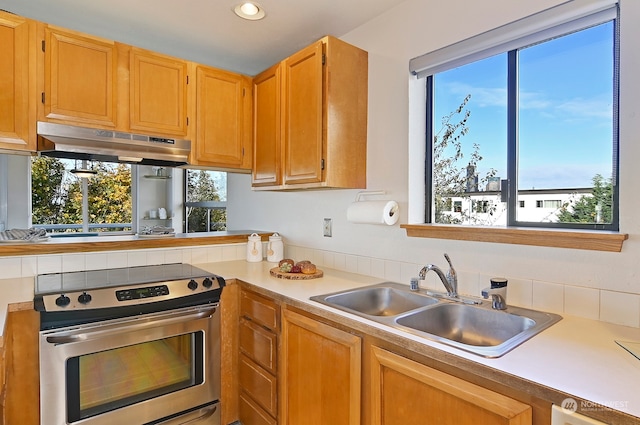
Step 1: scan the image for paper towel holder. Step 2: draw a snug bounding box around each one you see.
[347,191,400,225]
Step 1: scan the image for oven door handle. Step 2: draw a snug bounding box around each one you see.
[156,404,218,424]
[45,307,215,345]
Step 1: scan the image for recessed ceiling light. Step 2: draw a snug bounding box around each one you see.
[233,2,266,20]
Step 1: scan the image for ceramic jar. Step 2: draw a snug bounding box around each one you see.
[266,233,284,263]
[246,233,263,262]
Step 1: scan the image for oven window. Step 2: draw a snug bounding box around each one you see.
[66,332,204,422]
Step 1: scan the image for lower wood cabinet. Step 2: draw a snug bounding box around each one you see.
[368,345,532,425]
[280,308,362,425]
[238,289,280,425]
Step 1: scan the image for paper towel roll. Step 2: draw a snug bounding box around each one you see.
[346,200,399,225]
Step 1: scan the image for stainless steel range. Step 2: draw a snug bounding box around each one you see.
[34,264,225,425]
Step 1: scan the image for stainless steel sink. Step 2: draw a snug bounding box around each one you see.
[311,282,561,357]
[317,283,438,316]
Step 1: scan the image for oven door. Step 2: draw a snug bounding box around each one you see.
[39,305,220,425]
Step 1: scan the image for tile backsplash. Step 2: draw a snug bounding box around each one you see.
[0,242,638,331]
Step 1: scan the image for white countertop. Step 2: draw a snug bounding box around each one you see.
[200,260,640,421]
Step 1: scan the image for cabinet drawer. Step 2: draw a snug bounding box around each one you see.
[240,318,277,374]
[239,393,277,425]
[241,290,280,331]
[239,354,277,417]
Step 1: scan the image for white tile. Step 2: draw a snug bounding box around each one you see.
[128,250,149,267]
[401,262,421,286]
[145,249,165,265]
[345,254,358,273]
[164,248,183,265]
[370,258,385,279]
[600,291,640,327]
[532,280,564,314]
[221,245,237,261]
[0,257,22,279]
[85,253,107,270]
[62,253,86,272]
[459,271,481,298]
[37,255,63,274]
[37,274,61,293]
[564,285,600,320]
[191,248,208,264]
[322,251,335,269]
[384,260,402,282]
[505,278,533,308]
[333,253,346,271]
[357,256,371,276]
[107,252,128,269]
[21,256,37,277]
[236,244,246,260]
[181,248,193,265]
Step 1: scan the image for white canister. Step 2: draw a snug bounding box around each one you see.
[246,233,263,262]
[266,233,284,263]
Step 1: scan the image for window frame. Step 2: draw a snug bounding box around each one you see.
[424,8,620,232]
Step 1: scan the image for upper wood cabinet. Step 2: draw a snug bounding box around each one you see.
[0,12,36,152]
[129,47,188,137]
[252,36,368,190]
[189,64,252,170]
[39,25,119,129]
[252,64,281,186]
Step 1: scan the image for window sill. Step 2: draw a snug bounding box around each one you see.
[400,224,628,252]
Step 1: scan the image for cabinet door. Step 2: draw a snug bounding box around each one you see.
[130,47,188,136]
[252,64,281,186]
[281,309,361,425]
[192,65,251,169]
[41,25,118,128]
[369,346,532,425]
[0,13,35,151]
[282,41,324,185]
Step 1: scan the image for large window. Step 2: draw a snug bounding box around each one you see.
[31,157,132,234]
[422,4,619,230]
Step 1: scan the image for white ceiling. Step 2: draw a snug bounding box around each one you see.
[0,0,408,76]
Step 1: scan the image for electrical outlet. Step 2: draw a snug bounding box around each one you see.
[323,218,332,237]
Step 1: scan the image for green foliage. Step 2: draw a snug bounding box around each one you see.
[556,174,613,224]
[31,157,132,232]
[433,95,496,224]
[186,170,226,232]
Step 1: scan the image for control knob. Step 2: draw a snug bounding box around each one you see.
[203,277,213,288]
[187,279,198,291]
[78,292,92,304]
[55,294,71,307]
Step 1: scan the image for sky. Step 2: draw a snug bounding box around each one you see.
[434,20,615,191]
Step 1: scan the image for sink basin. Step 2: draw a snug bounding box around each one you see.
[395,303,535,346]
[311,282,561,357]
[315,284,438,316]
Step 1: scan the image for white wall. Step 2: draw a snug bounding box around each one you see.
[227,0,640,325]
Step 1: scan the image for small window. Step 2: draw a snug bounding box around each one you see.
[536,200,543,208]
[31,157,132,234]
[519,200,525,208]
[184,170,227,232]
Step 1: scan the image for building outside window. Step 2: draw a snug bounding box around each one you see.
[420,4,619,230]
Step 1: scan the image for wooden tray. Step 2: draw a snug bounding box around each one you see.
[270,267,323,280]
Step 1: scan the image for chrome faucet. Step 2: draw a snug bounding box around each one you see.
[416,253,458,298]
[482,278,508,310]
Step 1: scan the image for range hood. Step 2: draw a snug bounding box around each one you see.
[37,122,191,167]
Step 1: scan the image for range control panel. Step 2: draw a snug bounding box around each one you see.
[34,265,226,313]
